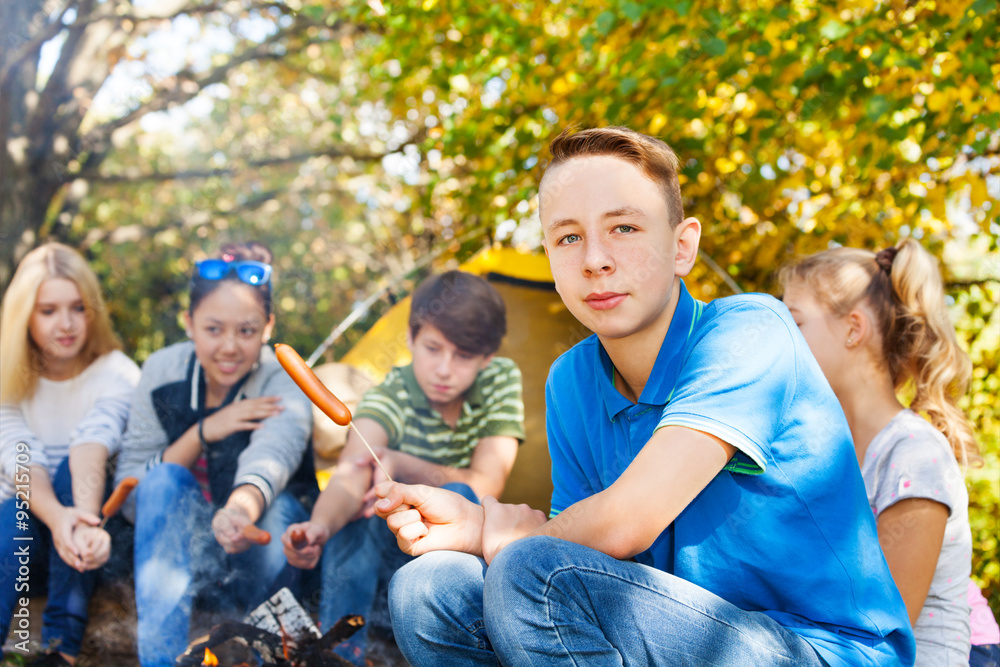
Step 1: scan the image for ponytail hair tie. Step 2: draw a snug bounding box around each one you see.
[875,247,899,275]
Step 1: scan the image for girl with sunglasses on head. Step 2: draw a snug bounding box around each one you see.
[781,238,997,667]
[116,242,318,667]
[1,243,140,666]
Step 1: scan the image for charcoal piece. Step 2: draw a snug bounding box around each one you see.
[316,615,365,651]
[175,615,363,666]
[176,621,284,666]
[244,587,321,643]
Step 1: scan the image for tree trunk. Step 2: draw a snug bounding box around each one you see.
[0,0,367,298]
[0,0,48,294]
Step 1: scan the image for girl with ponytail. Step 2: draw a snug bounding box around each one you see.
[781,238,996,667]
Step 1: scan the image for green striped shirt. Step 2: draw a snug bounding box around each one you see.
[355,357,525,468]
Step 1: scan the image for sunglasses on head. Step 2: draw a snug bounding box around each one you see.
[194,259,272,286]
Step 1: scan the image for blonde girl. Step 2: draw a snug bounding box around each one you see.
[781,238,994,667]
[0,243,140,666]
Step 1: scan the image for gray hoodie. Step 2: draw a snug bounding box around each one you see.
[115,341,315,521]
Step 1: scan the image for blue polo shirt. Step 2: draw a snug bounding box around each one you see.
[545,281,915,667]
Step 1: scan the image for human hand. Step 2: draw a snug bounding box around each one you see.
[211,506,253,554]
[72,524,111,570]
[280,521,330,569]
[201,396,284,442]
[49,507,100,571]
[357,488,378,520]
[357,447,394,518]
[374,481,483,557]
[481,496,547,565]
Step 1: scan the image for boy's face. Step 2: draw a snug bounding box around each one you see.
[540,155,699,342]
[408,322,493,410]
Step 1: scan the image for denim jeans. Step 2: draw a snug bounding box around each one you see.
[320,482,478,665]
[0,458,101,657]
[132,463,307,667]
[971,643,1000,667]
[388,535,833,667]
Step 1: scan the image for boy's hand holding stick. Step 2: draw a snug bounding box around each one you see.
[373,481,486,557]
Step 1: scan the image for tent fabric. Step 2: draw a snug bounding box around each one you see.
[315,247,590,512]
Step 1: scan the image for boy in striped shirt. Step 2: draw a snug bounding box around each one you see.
[282,270,524,663]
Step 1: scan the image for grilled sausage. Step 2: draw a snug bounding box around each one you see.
[275,344,353,426]
[290,528,308,549]
[102,477,139,519]
[242,524,271,545]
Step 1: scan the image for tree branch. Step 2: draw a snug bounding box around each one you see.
[945,278,1000,289]
[0,0,76,88]
[84,145,390,183]
[0,0,305,87]
[209,184,346,216]
[87,0,290,25]
[26,0,98,143]
[80,17,359,144]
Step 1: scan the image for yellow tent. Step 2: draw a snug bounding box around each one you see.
[311,246,590,512]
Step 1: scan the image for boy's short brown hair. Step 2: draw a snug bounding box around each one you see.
[545,126,684,227]
[409,270,506,356]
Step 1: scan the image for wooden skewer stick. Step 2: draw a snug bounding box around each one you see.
[349,422,393,482]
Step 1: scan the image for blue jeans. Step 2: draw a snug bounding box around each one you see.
[388,535,832,667]
[320,482,478,664]
[132,463,307,667]
[0,458,101,657]
[971,643,1000,667]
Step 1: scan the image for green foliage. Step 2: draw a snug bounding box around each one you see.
[952,279,1000,613]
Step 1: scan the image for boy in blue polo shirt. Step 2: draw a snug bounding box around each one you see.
[373,127,915,667]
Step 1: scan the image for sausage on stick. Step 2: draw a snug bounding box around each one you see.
[290,528,308,549]
[274,343,393,482]
[242,523,272,545]
[99,477,138,528]
[275,344,352,426]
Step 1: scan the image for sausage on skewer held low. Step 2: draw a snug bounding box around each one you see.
[241,523,272,545]
[99,477,138,529]
[290,528,308,549]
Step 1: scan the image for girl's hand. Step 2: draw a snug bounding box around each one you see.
[72,524,111,571]
[211,506,253,554]
[481,496,548,564]
[201,396,284,442]
[49,507,100,571]
[280,521,330,570]
[374,482,484,557]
